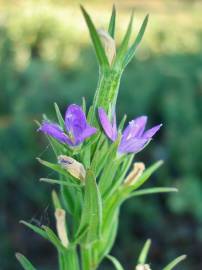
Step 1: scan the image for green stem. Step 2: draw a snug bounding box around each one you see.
[81,245,98,270]
[91,68,122,124]
[62,248,80,270]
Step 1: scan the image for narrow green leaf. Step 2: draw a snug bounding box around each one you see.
[128,187,178,199]
[20,221,48,240]
[73,225,89,244]
[138,239,151,264]
[106,255,124,270]
[98,137,121,196]
[82,97,86,114]
[52,190,62,209]
[163,255,187,270]
[118,114,127,131]
[108,5,116,38]
[42,225,66,253]
[80,5,109,68]
[77,169,102,244]
[95,209,119,261]
[106,154,134,200]
[115,10,134,65]
[126,160,164,193]
[40,178,81,189]
[37,158,68,177]
[54,102,65,129]
[16,253,36,270]
[123,14,149,67]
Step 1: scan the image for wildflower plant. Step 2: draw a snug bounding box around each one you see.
[16,6,186,270]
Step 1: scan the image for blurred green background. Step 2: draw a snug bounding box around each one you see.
[1,0,202,269]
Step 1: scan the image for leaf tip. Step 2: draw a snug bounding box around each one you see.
[15,252,21,260]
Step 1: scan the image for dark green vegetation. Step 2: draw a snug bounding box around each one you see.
[0,1,202,269]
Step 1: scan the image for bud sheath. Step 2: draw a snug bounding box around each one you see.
[124,162,145,186]
[58,155,86,181]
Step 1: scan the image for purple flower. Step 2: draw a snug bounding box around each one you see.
[98,107,117,141]
[98,108,162,154]
[38,104,97,146]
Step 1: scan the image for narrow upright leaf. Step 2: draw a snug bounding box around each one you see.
[115,10,134,65]
[123,14,149,67]
[138,239,151,264]
[52,190,62,209]
[80,5,110,68]
[54,102,65,129]
[163,255,187,270]
[108,5,116,38]
[107,255,124,270]
[16,253,36,270]
[77,169,102,244]
[42,226,66,253]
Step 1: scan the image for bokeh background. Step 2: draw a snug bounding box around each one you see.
[1,0,202,269]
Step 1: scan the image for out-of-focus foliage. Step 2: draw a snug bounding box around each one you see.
[0,0,202,269]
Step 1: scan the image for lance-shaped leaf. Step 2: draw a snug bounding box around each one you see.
[106,255,124,270]
[115,10,134,66]
[98,136,121,196]
[162,255,187,270]
[80,5,110,69]
[127,187,178,199]
[54,102,65,129]
[40,178,82,189]
[42,225,66,253]
[124,160,164,194]
[52,190,62,209]
[108,5,116,38]
[138,239,151,264]
[37,158,78,182]
[16,253,36,270]
[20,221,48,240]
[123,14,149,68]
[76,169,102,244]
[95,209,119,262]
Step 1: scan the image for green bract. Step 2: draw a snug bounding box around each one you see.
[16,6,186,270]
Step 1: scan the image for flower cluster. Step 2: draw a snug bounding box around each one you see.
[39,104,162,155]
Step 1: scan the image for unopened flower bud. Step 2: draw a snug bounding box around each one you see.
[97,29,116,65]
[124,162,145,186]
[55,208,69,248]
[136,264,151,270]
[58,155,86,181]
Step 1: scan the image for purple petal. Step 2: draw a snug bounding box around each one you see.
[98,107,117,141]
[118,137,148,154]
[79,125,97,142]
[65,104,87,136]
[65,104,97,145]
[143,124,162,139]
[122,116,147,140]
[38,121,71,144]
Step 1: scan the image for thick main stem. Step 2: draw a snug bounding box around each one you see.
[62,248,80,270]
[81,245,95,270]
[90,68,122,124]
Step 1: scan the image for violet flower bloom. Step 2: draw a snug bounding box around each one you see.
[98,107,162,154]
[38,104,97,147]
[98,108,117,141]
